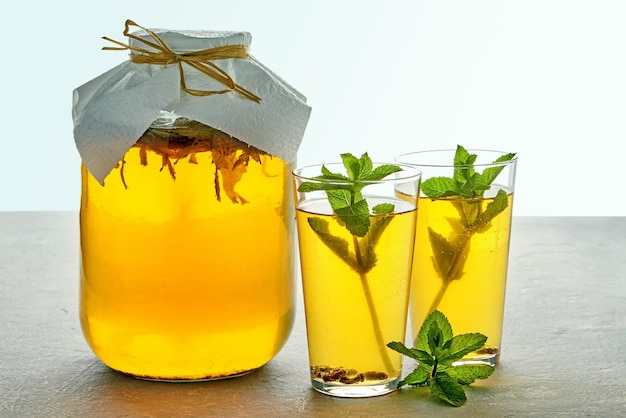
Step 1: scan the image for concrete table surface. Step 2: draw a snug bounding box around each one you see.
[1,212,625,417]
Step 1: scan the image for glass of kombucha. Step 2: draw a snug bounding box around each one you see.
[292,160,421,397]
[396,148,517,366]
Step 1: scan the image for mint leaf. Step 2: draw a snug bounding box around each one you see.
[357,153,374,178]
[386,341,419,358]
[471,189,509,231]
[429,372,467,406]
[445,364,494,385]
[321,165,350,180]
[326,188,365,214]
[453,145,477,184]
[453,145,476,166]
[297,181,341,193]
[372,203,394,215]
[428,228,459,279]
[386,341,434,367]
[386,341,432,363]
[480,153,516,186]
[452,200,480,228]
[326,189,351,210]
[359,207,395,271]
[307,217,359,272]
[386,341,433,387]
[427,323,446,356]
[417,310,453,355]
[439,333,488,365]
[334,199,370,237]
[365,164,402,181]
[421,177,460,198]
[458,173,490,198]
[399,365,430,387]
[341,153,362,179]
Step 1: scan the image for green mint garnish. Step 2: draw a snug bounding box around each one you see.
[421,146,516,316]
[387,310,494,407]
[422,145,515,200]
[297,152,402,275]
[298,153,402,237]
[297,152,403,374]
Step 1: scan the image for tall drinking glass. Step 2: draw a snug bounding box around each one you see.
[293,161,421,397]
[396,148,517,366]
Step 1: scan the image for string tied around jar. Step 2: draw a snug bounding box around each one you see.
[102,19,262,103]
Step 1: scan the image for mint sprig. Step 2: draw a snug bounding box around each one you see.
[297,153,403,374]
[298,153,402,237]
[420,146,516,316]
[387,310,494,407]
[422,146,515,200]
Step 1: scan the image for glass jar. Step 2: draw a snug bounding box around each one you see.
[79,113,295,380]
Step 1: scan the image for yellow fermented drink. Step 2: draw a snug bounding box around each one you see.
[296,198,415,387]
[409,193,514,364]
[80,123,295,380]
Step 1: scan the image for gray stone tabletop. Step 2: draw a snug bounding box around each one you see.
[1,212,625,417]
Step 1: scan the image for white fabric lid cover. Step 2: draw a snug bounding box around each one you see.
[72,21,312,184]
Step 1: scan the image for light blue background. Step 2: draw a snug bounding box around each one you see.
[2,0,625,215]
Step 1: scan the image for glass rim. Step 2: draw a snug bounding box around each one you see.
[292,162,422,184]
[395,148,517,168]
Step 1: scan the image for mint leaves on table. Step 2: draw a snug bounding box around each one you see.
[387,310,494,407]
[422,146,516,315]
[297,153,403,374]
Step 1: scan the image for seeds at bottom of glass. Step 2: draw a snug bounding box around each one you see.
[310,366,389,384]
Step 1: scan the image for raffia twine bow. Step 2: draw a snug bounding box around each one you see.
[102,20,261,103]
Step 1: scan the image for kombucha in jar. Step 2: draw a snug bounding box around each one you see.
[79,115,295,380]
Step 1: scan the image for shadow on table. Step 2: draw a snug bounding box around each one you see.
[40,357,315,417]
[39,357,505,417]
